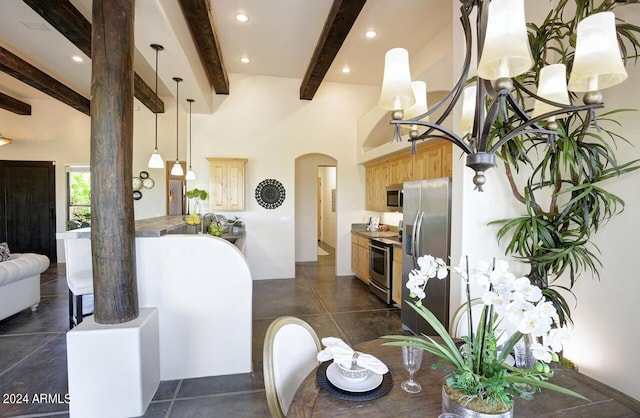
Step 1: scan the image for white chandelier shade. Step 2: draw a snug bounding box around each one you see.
[378,48,415,112]
[568,12,628,93]
[532,64,571,121]
[459,85,477,136]
[476,0,533,81]
[404,81,429,121]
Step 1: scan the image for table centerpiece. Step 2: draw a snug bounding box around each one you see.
[383,255,588,416]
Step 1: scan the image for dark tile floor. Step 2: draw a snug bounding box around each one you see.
[0,243,402,417]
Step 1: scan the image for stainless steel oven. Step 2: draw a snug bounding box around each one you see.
[369,239,393,304]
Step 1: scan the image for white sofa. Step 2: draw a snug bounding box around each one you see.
[0,253,50,321]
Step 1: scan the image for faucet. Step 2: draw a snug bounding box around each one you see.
[202,213,220,234]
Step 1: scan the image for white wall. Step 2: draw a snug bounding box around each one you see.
[559,5,640,401]
[186,74,377,279]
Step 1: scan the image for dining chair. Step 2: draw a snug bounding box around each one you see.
[67,270,93,329]
[450,298,512,345]
[263,316,321,418]
[449,298,484,339]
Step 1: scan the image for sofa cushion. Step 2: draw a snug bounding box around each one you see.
[0,253,50,286]
[0,242,9,262]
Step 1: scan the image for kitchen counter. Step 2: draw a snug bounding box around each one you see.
[57,216,246,252]
[57,215,186,239]
[351,228,402,247]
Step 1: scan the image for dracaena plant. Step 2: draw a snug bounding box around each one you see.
[489,0,640,326]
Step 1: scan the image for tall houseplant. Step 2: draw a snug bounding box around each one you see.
[490,0,640,326]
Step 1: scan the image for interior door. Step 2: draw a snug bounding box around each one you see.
[0,160,57,259]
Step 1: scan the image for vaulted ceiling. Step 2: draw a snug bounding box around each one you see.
[0,0,451,116]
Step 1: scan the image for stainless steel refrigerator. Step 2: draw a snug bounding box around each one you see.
[402,178,452,335]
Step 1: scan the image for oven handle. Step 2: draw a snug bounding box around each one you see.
[369,242,390,252]
[369,277,388,293]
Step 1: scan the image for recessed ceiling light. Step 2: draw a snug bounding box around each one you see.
[364,29,377,39]
[21,21,49,31]
[240,56,250,64]
[72,55,83,63]
[342,66,351,74]
[235,13,249,23]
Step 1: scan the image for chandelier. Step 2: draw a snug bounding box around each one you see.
[378,0,627,191]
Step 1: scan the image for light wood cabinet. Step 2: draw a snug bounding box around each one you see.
[351,233,370,283]
[413,143,443,180]
[392,246,403,305]
[364,140,452,210]
[388,154,412,185]
[207,158,247,212]
[365,161,388,211]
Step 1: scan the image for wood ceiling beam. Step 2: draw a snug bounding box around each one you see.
[178,0,230,95]
[299,0,367,100]
[0,46,90,116]
[22,0,164,113]
[0,91,32,115]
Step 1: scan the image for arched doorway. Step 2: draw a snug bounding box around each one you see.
[294,153,337,264]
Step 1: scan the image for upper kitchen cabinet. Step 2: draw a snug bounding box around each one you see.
[388,154,413,185]
[365,161,389,211]
[207,158,248,212]
[364,140,451,211]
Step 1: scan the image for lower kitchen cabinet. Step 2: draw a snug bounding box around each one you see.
[351,233,370,283]
[392,246,403,305]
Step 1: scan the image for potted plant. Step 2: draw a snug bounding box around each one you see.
[228,216,244,233]
[185,188,208,215]
[383,255,587,416]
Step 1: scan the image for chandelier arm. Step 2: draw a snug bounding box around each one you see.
[476,94,505,152]
[396,120,473,154]
[504,93,545,131]
[511,79,588,114]
[488,102,604,154]
[404,3,474,127]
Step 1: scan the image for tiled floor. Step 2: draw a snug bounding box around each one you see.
[0,243,402,417]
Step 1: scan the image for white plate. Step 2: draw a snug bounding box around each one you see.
[326,362,383,392]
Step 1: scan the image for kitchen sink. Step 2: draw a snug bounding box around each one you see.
[222,237,238,244]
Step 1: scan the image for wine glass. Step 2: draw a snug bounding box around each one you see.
[401,345,423,393]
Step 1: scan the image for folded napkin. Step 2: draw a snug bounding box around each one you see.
[317,337,389,375]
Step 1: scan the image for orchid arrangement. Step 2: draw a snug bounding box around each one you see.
[383,255,586,413]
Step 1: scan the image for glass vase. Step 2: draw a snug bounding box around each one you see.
[514,334,536,369]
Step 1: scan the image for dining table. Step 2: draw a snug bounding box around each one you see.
[288,338,640,417]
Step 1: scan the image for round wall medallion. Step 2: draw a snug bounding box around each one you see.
[133,190,143,200]
[255,179,286,209]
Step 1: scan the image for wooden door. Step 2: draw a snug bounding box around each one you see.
[0,160,56,259]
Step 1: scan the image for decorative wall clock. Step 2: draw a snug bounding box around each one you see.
[255,178,285,209]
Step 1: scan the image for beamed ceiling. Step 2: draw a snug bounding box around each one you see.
[0,0,451,117]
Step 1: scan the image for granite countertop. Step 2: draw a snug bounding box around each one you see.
[351,225,402,247]
[57,215,186,239]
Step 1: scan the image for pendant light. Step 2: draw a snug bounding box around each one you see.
[170,77,184,176]
[185,98,196,180]
[147,44,164,169]
[0,132,14,146]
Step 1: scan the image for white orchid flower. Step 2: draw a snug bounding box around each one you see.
[513,277,543,302]
[535,300,557,319]
[546,328,571,352]
[530,342,553,363]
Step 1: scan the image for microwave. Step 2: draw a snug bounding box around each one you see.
[386,184,403,211]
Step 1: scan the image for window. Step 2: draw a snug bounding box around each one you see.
[66,165,91,230]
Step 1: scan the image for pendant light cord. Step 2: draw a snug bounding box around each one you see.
[189,100,192,167]
[173,77,182,161]
[154,46,159,150]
